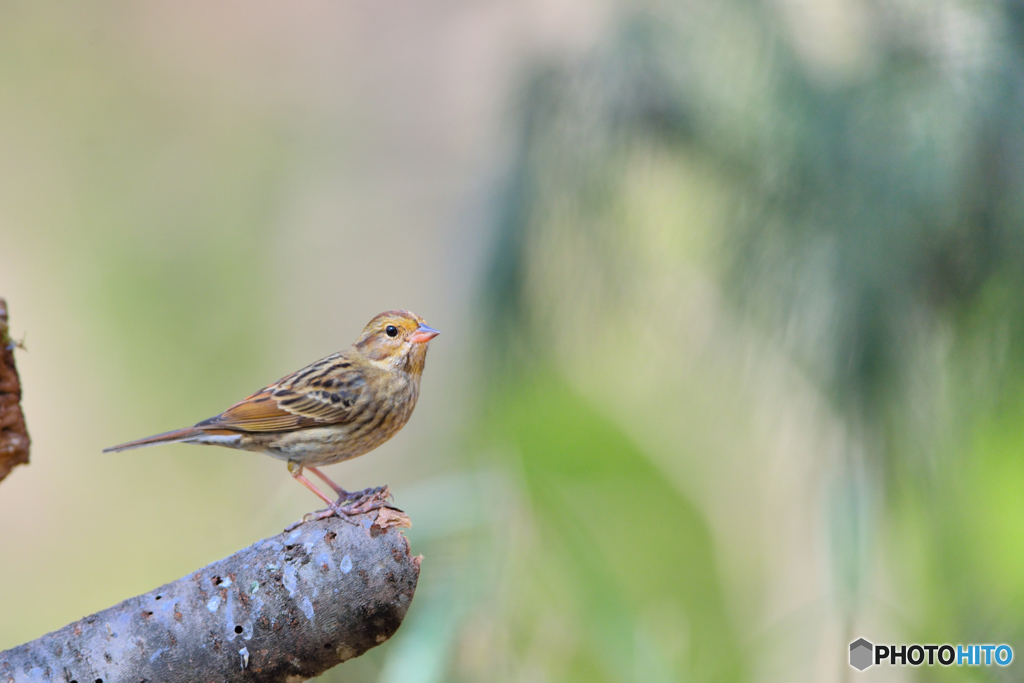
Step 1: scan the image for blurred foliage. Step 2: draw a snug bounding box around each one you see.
[469,1,1024,681]
[487,376,743,681]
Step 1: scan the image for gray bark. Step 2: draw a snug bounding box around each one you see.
[0,510,420,683]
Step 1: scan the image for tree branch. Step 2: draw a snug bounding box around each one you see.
[0,298,30,485]
[0,508,420,683]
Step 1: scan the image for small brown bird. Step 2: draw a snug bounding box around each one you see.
[105,310,439,523]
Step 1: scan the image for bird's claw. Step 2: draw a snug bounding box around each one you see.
[284,504,351,531]
[339,486,393,515]
[285,485,394,531]
[335,484,391,504]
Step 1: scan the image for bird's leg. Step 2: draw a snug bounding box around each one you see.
[285,462,354,529]
[306,466,355,499]
[290,464,340,509]
[285,463,397,532]
[307,466,391,504]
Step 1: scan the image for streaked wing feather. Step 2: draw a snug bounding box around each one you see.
[196,354,367,433]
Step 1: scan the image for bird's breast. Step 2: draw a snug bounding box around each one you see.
[256,372,420,466]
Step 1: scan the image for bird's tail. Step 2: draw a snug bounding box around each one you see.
[103,427,209,453]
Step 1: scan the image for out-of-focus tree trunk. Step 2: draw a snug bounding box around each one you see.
[0,298,29,485]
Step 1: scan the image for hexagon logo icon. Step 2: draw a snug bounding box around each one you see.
[850,638,874,671]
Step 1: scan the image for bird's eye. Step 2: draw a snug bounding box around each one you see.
[386,325,399,338]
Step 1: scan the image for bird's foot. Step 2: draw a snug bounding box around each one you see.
[284,502,357,532]
[339,486,396,516]
[284,487,396,531]
[334,484,392,504]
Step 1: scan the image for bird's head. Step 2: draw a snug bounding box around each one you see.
[354,310,439,375]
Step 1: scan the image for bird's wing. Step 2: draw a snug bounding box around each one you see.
[195,353,368,433]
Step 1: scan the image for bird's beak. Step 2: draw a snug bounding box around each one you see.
[409,324,440,344]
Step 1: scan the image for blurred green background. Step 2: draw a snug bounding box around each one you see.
[1,1,1023,681]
